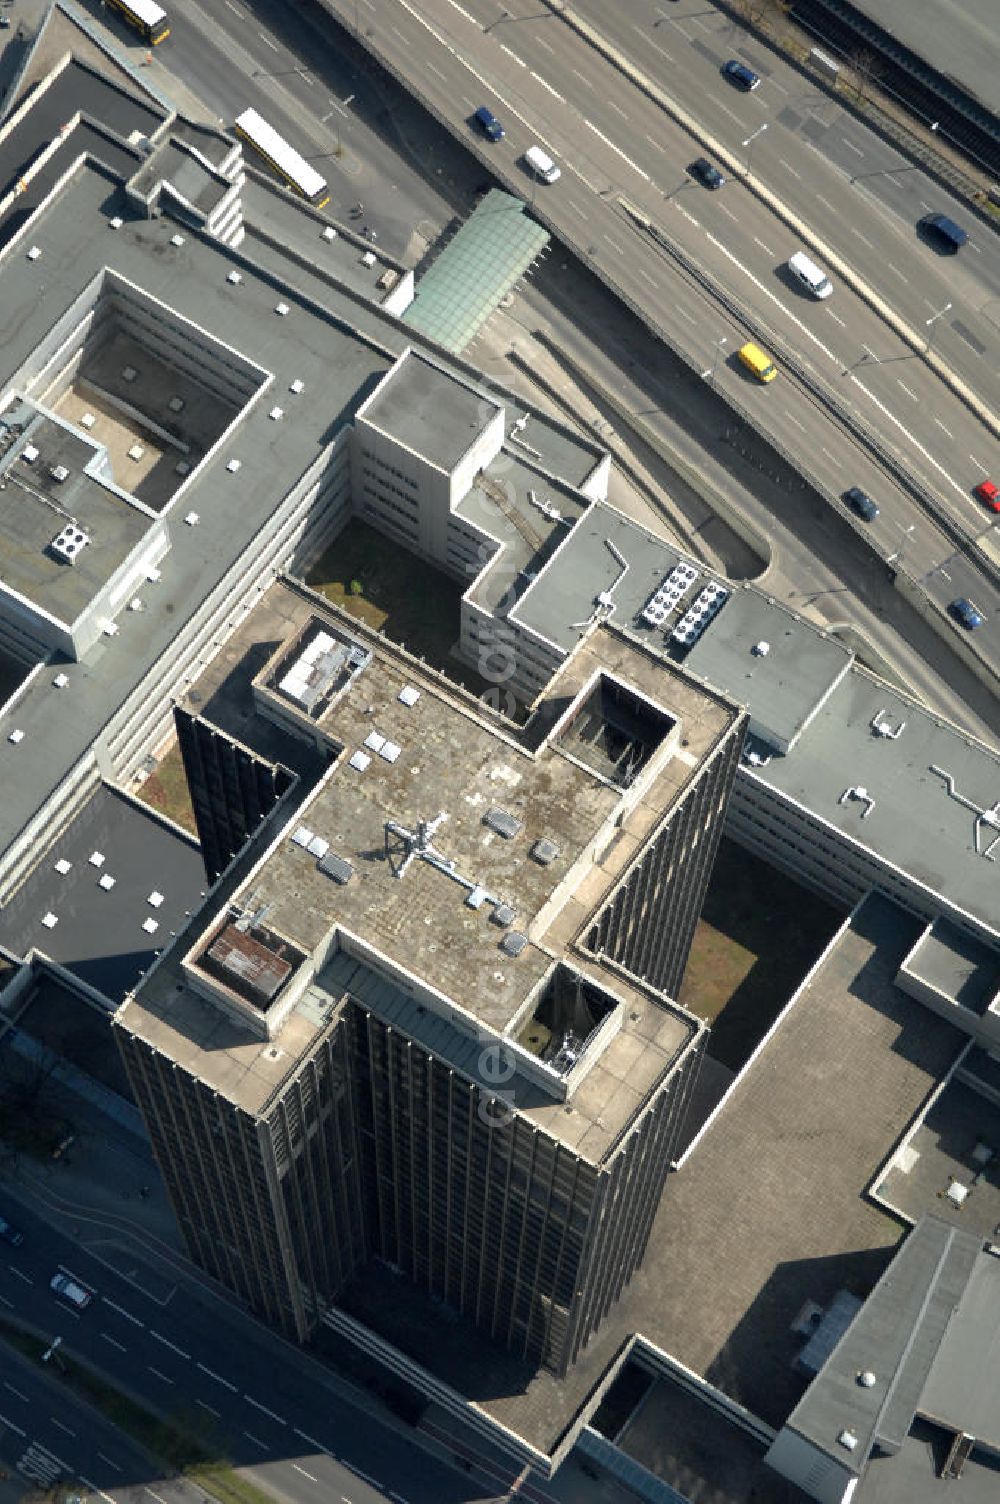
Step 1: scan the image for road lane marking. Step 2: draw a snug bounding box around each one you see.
[294,1427,333,1455]
[531,73,563,100]
[852,227,874,247]
[644,133,665,152]
[570,67,592,89]
[144,1490,170,1504]
[675,305,697,326]
[499,44,526,67]
[584,120,650,179]
[607,100,629,120]
[934,418,953,438]
[81,1480,116,1504]
[0,1294,13,1307]
[714,100,744,126]
[150,1331,190,1359]
[259,32,278,52]
[100,1333,127,1352]
[3,1383,28,1401]
[292,1464,318,1481]
[638,267,659,288]
[426,60,447,82]
[0,1411,25,1435]
[777,158,801,179]
[752,236,774,256]
[148,1366,173,1385]
[444,0,476,20]
[244,1395,286,1425]
[196,1400,221,1417]
[604,235,625,255]
[567,200,587,217]
[97,1453,122,1471]
[785,412,807,432]
[534,34,555,54]
[718,203,738,221]
[821,447,840,466]
[102,1298,143,1327]
[827,310,846,327]
[50,1419,75,1436]
[815,194,834,212]
[244,1431,269,1449]
[886,262,908,282]
[969,454,987,470]
[9,1268,33,1285]
[197,1363,237,1392]
[841,137,864,157]
[897,380,918,400]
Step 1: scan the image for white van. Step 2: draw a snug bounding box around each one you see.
[788,250,833,299]
[524,145,560,183]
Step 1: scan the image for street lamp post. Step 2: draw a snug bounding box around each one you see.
[924,301,952,352]
[741,124,768,176]
[710,336,728,384]
[42,1336,62,1363]
[887,523,914,568]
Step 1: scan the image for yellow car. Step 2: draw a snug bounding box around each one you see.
[738,341,777,383]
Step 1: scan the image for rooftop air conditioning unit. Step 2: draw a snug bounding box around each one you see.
[49,524,90,565]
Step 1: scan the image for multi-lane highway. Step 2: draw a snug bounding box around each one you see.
[0,1191,475,1504]
[315,0,1000,660]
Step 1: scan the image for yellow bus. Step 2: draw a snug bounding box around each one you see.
[105,0,170,45]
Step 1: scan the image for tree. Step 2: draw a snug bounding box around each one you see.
[848,47,884,106]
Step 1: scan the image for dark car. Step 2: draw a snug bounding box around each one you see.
[722,60,760,91]
[688,157,725,190]
[949,598,984,631]
[0,1213,24,1247]
[472,106,504,142]
[843,486,879,523]
[919,213,967,253]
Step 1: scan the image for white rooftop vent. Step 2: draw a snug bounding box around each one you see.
[596,590,615,610]
[122,366,137,382]
[142,917,159,934]
[146,567,161,583]
[837,1430,858,1452]
[307,835,330,858]
[129,598,144,612]
[322,226,337,242]
[349,749,371,772]
[109,216,123,229]
[50,524,91,565]
[227,459,241,473]
[170,233,185,247]
[227,270,242,285]
[752,640,770,656]
[175,460,190,477]
[364,731,386,753]
[50,464,70,483]
[168,396,185,413]
[80,413,96,430]
[947,1180,969,1206]
[466,885,487,910]
[380,740,401,763]
[184,511,200,526]
[41,912,58,929]
[361,251,377,267]
[103,621,119,637]
[275,302,290,316]
[269,406,284,421]
[52,672,69,689]
[292,826,315,848]
[398,685,420,707]
[128,444,145,461]
[289,379,304,395]
[148,891,164,908]
[27,246,42,261]
[22,444,39,463]
[54,858,72,875]
[8,728,24,744]
[89,851,105,867]
[857,1371,877,1388]
[99,873,116,891]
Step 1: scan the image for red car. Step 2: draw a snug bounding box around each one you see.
[974,479,1000,510]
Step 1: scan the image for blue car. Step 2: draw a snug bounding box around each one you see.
[473,106,504,142]
[0,1213,24,1247]
[722,59,761,91]
[949,598,984,630]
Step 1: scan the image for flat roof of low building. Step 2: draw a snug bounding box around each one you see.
[459,456,591,613]
[358,349,502,470]
[0,409,153,623]
[0,784,204,1003]
[685,591,853,752]
[903,919,1000,1014]
[750,667,1000,941]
